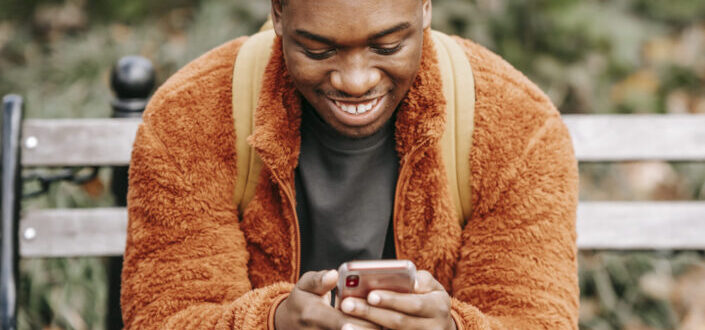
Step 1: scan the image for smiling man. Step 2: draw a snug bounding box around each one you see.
[121,0,579,329]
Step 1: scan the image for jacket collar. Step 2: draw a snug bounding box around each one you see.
[249,30,446,177]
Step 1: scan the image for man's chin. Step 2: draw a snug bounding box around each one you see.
[327,112,396,139]
[330,125,385,139]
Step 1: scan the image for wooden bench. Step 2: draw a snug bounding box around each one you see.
[2,62,705,328]
[1,56,154,329]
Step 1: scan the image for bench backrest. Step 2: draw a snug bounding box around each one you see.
[564,115,705,249]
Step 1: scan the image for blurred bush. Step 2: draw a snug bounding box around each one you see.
[1,0,704,329]
[432,0,705,115]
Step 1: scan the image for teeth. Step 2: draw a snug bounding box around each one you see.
[334,98,379,115]
[355,104,364,114]
[340,103,355,114]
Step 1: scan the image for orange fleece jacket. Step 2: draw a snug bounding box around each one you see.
[121,31,579,329]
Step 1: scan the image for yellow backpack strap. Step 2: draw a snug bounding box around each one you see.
[232,29,276,214]
[431,30,476,226]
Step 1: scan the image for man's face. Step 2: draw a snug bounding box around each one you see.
[272,0,432,138]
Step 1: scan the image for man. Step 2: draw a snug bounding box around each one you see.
[121,0,579,329]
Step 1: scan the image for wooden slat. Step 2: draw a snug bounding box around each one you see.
[17,202,705,257]
[577,201,705,249]
[21,119,141,166]
[18,115,705,166]
[19,208,127,257]
[563,114,705,161]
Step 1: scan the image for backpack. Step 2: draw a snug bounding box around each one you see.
[231,27,476,226]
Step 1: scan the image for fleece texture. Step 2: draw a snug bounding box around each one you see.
[121,30,579,329]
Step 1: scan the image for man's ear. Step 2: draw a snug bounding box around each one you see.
[271,0,284,36]
[422,0,432,30]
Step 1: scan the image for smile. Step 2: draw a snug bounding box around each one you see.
[332,97,382,115]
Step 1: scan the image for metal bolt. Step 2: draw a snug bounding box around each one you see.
[25,136,38,149]
[24,227,37,240]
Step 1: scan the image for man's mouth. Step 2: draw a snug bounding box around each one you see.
[332,97,382,115]
[323,94,389,129]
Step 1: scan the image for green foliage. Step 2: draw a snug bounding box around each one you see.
[19,258,108,329]
[0,0,202,24]
[85,0,200,24]
[579,251,705,329]
[432,0,705,114]
[0,0,63,21]
[632,0,705,25]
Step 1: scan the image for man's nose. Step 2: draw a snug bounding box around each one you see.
[330,54,382,97]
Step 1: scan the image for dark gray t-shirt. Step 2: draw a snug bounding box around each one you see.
[295,104,398,274]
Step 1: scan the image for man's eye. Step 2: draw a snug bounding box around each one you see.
[304,48,336,60]
[372,44,402,55]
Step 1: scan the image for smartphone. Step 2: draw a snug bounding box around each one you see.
[336,259,416,302]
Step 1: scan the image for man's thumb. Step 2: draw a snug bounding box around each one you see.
[297,270,338,296]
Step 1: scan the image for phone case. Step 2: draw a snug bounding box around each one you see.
[336,259,416,301]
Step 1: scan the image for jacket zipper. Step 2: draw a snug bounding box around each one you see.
[392,138,431,259]
[270,170,301,283]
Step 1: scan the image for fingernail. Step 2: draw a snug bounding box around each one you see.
[341,324,354,330]
[368,292,380,305]
[341,299,355,313]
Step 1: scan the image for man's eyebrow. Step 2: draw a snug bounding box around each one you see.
[295,29,335,45]
[294,22,412,46]
[368,22,411,41]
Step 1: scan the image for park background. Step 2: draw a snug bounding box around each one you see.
[1,0,704,329]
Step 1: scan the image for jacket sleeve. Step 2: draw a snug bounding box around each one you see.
[120,38,294,329]
[450,37,580,329]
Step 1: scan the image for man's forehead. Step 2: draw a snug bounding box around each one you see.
[280,0,422,39]
[280,0,421,19]
[281,0,421,7]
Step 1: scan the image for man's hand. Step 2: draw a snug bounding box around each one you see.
[275,270,381,330]
[339,270,457,330]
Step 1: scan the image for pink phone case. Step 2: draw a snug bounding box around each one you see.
[336,260,416,301]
